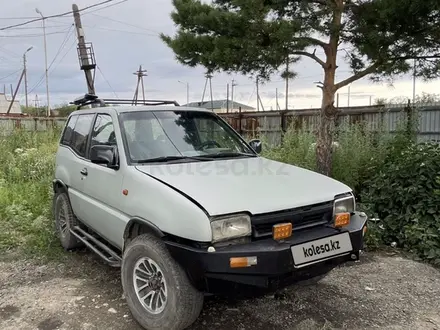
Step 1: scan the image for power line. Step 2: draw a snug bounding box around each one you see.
[89,13,159,34]
[0,16,39,20]
[97,65,119,98]
[81,0,129,15]
[0,46,19,57]
[27,27,75,95]
[0,69,22,81]
[0,0,122,31]
[49,39,77,76]
[6,24,70,31]
[0,30,71,38]
[83,25,157,36]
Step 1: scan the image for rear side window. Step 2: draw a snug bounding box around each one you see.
[70,114,95,158]
[61,115,78,145]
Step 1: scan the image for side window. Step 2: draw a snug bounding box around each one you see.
[91,114,116,146]
[71,114,94,158]
[61,115,78,146]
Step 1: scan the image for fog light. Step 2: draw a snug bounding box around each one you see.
[230,256,257,268]
[334,213,350,228]
[272,223,292,240]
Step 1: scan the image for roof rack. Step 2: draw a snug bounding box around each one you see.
[70,93,180,110]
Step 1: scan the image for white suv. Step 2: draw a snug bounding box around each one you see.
[53,95,368,330]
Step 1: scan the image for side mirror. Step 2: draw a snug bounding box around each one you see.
[249,139,262,154]
[90,144,119,169]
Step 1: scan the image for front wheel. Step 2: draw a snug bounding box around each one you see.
[121,234,204,330]
[54,192,83,250]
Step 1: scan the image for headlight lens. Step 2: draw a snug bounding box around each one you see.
[334,195,355,214]
[211,214,251,243]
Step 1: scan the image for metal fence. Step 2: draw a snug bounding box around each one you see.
[220,103,440,145]
[0,116,66,136]
[1,103,440,145]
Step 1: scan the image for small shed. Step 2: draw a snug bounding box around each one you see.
[0,93,21,114]
[183,99,254,113]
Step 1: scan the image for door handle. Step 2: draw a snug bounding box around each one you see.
[80,168,88,176]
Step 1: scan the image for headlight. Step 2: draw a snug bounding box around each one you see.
[210,214,251,243]
[334,195,355,214]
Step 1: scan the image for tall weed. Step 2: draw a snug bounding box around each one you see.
[0,129,62,258]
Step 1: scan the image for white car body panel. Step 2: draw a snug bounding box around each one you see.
[122,168,213,243]
[135,157,352,216]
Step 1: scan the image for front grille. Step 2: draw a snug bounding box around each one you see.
[252,201,333,239]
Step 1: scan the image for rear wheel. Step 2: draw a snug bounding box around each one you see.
[121,233,204,330]
[54,192,83,250]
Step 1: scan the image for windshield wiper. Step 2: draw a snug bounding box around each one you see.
[201,152,257,158]
[134,155,213,164]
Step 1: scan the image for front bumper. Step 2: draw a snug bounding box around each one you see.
[165,212,368,294]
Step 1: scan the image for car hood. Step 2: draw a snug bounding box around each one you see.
[135,157,351,216]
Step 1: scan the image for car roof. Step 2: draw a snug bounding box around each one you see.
[69,106,214,117]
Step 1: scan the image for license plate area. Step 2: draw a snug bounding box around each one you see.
[291,232,352,268]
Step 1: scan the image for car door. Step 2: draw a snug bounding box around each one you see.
[61,113,96,223]
[79,113,129,248]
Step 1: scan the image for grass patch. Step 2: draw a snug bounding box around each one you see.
[0,129,64,259]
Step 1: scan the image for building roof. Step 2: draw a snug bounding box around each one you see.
[182,99,254,110]
[0,93,21,114]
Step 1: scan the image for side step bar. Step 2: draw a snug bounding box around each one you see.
[70,226,122,267]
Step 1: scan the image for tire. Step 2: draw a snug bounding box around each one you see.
[54,192,83,250]
[121,233,204,330]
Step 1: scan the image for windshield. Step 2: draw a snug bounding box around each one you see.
[119,110,255,163]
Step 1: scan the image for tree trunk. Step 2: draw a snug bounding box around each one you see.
[316,0,342,177]
[316,71,338,177]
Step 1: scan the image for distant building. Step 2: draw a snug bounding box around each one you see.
[183,99,254,113]
[0,93,21,114]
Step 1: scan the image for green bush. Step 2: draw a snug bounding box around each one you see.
[362,142,440,264]
[261,127,316,171]
[0,130,62,258]
[262,122,394,198]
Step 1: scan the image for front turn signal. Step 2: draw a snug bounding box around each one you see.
[272,223,292,240]
[334,212,350,228]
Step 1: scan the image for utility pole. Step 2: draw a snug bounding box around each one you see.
[285,58,289,110]
[412,58,416,104]
[231,79,237,112]
[72,4,96,101]
[276,88,280,110]
[178,80,189,105]
[201,75,208,104]
[347,85,351,107]
[7,69,25,114]
[256,76,260,112]
[226,83,229,113]
[207,74,214,111]
[132,65,148,105]
[36,8,50,116]
[23,46,33,109]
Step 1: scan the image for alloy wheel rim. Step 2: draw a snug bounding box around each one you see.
[57,202,68,238]
[133,257,168,314]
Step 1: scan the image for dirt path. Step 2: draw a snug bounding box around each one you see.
[1,250,439,330]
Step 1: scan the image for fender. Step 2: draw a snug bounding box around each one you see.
[52,179,68,193]
[123,216,165,250]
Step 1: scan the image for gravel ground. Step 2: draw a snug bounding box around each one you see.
[0,250,439,330]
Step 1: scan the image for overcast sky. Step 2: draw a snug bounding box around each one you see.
[1,0,439,110]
